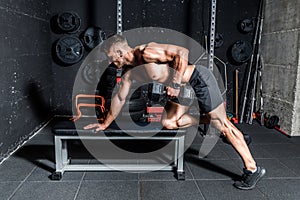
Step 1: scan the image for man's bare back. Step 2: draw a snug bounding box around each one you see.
[124,62,195,85]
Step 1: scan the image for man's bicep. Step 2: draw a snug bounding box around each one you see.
[143,43,188,63]
[142,43,170,63]
[117,76,131,101]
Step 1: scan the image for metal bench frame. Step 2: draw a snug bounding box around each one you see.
[52,130,186,180]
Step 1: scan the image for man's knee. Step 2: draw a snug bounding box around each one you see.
[162,118,178,129]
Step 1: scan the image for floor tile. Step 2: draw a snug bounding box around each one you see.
[196,179,267,200]
[0,157,36,181]
[0,181,21,200]
[26,159,85,181]
[259,179,300,200]
[278,157,300,177]
[140,180,204,200]
[1,117,300,200]
[186,144,230,160]
[261,144,300,158]
[187,159,241,180]
[138,168,193,181]
[249,132,292,144]
[247,144,274,158]
[10,181,79,200]
[75,181,138,200]
[83,171,138,181]
[238,158,297,178]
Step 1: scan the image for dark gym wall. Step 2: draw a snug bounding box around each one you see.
[214,0,260,113]
[50,0,117,114]
[50,0,259,114]
[0,1,53,161]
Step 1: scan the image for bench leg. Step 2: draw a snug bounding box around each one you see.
[52,136,64,180]
[174,139,178,166]
[176,136,185,180]
[62,140,69,165]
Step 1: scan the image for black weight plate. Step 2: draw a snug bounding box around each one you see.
[55,36,84,65]
[230,40,252,63]
[83,27,106,49]
[239,18,254,33]
[266,115,279,129]
[129,98,147,112]
[214,33,224,48]
[81,61,102,85]
[130,110,146,122]
[57,11,81,33]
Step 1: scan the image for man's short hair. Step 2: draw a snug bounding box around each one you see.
[101,34,127,53]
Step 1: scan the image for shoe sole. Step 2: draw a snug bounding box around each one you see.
[235,167,266,190]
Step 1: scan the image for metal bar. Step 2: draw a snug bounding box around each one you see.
[174,139,178,166]
[117,0,122,34]
[208,0,217,71]
[54,136,63,173]
[57,135,183,140]
[239,0,264,123]
[54,133,185,176]
[177,136,185,173]
[235,69,239,119]
[214,56,228,96]
[258,56,265,126]
[61,140,69,165]
[64,164,173,171]
[248,0,265,124]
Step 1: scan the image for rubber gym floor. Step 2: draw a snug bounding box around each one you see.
[1,119,300,200]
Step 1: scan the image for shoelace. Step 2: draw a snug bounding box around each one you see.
[241,172,251,184]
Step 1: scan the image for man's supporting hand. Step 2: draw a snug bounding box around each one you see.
[84,123,107,131]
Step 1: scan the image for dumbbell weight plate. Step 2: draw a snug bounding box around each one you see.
[57,11,81,33]
[230,40,252,64]
[238,18,254,33]
[55,36,84,65]
[83,27,106,50]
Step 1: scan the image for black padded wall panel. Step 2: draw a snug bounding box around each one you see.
[0,1,53,161]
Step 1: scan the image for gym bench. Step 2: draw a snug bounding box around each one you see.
[51,119,187,180]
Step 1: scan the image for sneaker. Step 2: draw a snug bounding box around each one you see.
[234,166,266,190]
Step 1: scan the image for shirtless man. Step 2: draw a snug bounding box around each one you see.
[84,34,266,190]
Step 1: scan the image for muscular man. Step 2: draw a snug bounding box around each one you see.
[84,34,266,190]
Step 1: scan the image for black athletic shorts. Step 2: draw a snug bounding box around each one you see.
[188,65,224,113]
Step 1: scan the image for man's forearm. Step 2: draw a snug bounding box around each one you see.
[172,48,189,84]
[102,94,126,128]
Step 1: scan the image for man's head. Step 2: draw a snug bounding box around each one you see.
[101,34,132,68]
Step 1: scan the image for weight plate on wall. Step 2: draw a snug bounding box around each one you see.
[265,115,279,129]
[82,27,106,50]
[238,18,254,34]
[230,40,252,64]
[57,11,81,33]
[214,33,224,48]
[81,61,102,85]
[55,36,84,65]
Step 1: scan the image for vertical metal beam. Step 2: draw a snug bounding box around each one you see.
[177,136,185,173]
[62,140,69,165]
[174,139,178,166]
[117,0,123,34]
[209,0,217,71]
[55,136,63,172]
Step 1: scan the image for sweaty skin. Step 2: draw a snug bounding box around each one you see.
[84,39,258,173]
[83,62,258,173]
[106,42,189,97]
[84,63,195,131]
[84,40,190,131]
